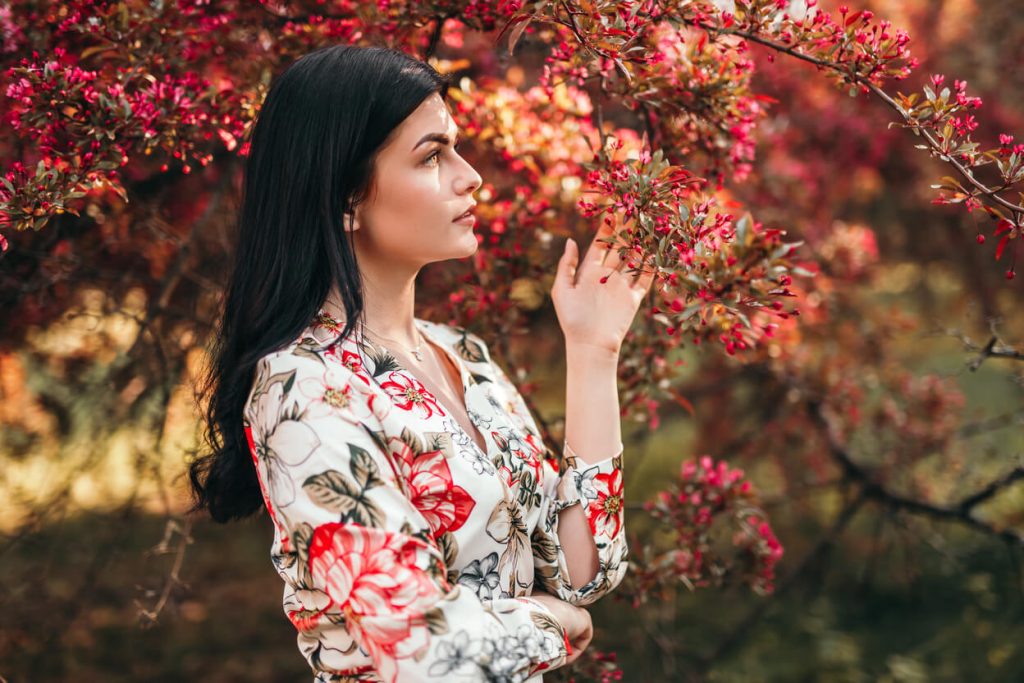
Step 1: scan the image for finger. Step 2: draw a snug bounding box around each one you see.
[572,630,593,653]
[599,221,635,268]
[599,240,625,270]
[639,267,657,291]
[556,237,579,288]
[587,221,618,266]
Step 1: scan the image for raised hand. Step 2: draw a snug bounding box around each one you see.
[552,220,657,354]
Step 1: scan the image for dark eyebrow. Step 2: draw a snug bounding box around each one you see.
[413,129,461,151]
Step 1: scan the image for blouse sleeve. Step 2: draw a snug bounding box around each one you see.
[478,337,628,607]
[243,347,572,683]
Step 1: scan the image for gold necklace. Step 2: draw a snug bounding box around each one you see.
[360,321,426,362]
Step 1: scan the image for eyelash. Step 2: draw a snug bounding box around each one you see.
[425,142,462,165]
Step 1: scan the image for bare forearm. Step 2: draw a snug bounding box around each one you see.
[557,342,622,589]
[564,342,622,464]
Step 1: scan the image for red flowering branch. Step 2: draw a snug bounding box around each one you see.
[512,0,1023,277]
[577,136,810,355]
[1,41,249,234]
[673,0,1024,277]
[619,455,783,605]
[689,488,867,672]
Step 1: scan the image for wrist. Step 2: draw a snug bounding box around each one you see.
[565,340,620,362]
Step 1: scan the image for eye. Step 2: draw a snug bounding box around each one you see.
[424,141,462,166]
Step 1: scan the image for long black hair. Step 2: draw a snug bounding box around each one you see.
[188,45,451,523]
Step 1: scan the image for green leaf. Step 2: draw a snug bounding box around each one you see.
[734,310,751,329]
[293,522,315,585]
[303,469,384,527]
[530,608,564,636]
[303,470,360,512]
[349,445,384,491]
[735,215,751,244]
[399,426,425,455]
[293,344,325,365]
[682,304,705,322]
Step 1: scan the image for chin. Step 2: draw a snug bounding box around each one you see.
[458,232,480,257]
[430,239,478,265]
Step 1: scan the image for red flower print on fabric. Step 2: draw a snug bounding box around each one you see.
[325,345,373,384]
[389,438,476,537]
[522,432,545,459]
[508,432,545,484]
[313,310,345,334]
[497,463,515,489]
[381,372,445,419]
[308,523,443,683]
[514,447,544,486]
[586,468,624,538]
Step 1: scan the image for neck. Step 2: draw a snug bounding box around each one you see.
[322,249,421,349]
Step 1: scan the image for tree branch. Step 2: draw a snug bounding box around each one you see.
[806,398,1024,545]
[686,19,1023,218]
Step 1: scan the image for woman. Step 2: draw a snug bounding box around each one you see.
[188,44,654,682]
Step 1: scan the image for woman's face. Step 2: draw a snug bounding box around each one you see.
[349,92,483,269]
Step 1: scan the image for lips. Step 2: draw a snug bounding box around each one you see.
[453,204,476,221]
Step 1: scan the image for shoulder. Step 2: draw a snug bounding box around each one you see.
[245,337,369,420]
[255,336,356,380]
[254,312,371,383]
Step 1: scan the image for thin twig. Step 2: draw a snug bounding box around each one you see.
[425,14,450,60]
[137,516,195,628]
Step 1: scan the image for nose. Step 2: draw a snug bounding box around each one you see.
[457,157,483,196]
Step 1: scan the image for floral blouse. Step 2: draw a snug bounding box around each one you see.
[242,309,627,683]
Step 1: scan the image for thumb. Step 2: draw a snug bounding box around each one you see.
[558,237,578,288]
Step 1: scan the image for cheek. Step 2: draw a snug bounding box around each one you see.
[363,170,453,252]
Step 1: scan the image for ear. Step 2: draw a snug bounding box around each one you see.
[343,211,361,232]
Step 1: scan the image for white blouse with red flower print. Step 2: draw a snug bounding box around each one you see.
[242,310,628,683]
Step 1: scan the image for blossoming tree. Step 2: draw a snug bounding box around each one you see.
[1,0,1022,679]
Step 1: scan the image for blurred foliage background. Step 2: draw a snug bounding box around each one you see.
[2,0,1023,681]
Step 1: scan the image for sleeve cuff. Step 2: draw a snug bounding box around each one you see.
[554,440,624,512]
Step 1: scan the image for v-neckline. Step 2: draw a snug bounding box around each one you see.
[360,317,490,458]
